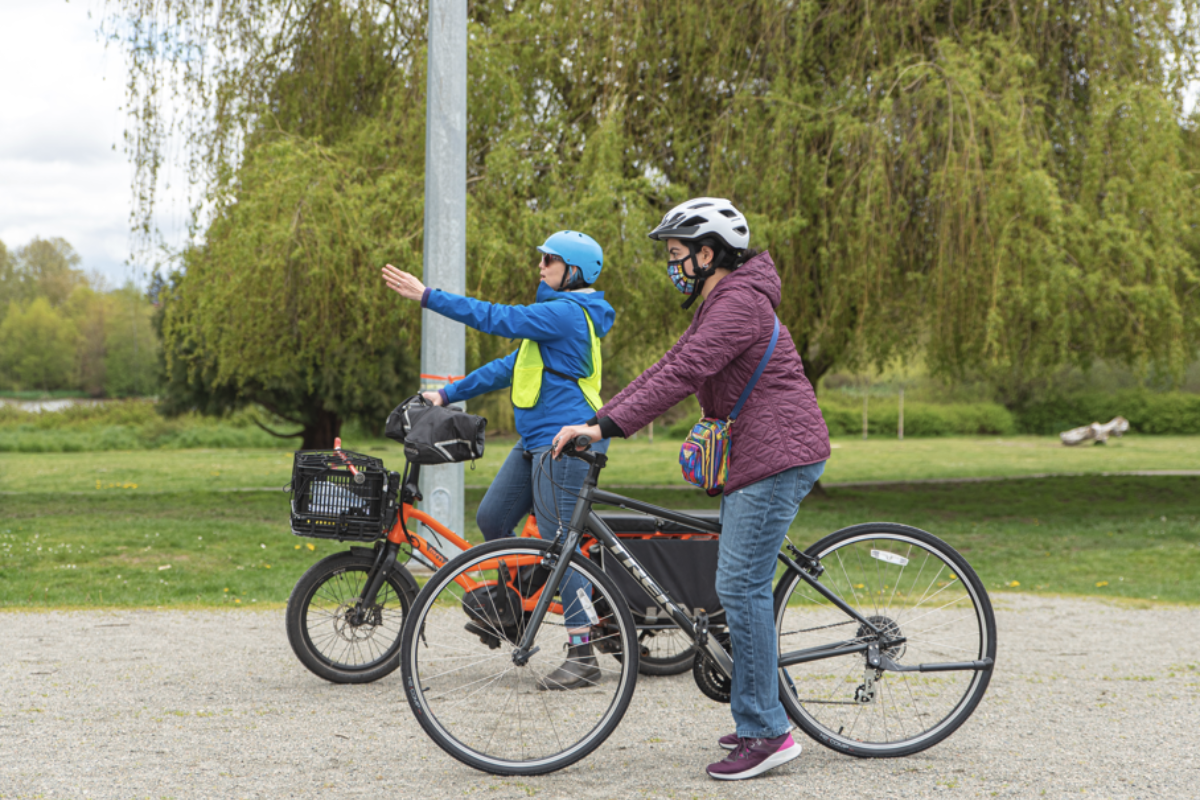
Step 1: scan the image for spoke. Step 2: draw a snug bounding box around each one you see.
[883,542,912,613]
[536,672,565,753]
[833,549,867,616]
[866,539,882,618]
[902,612,980,642]
[903,637,981,657]
[905,562,950,618]
[425,662,516,708]
[421,649,517,682]
[480,666,519,756]
[845,702,865,739]
[881,674,907,740]
[892,591,973,632]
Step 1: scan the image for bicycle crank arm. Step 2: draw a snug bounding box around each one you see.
[700,637,734,678]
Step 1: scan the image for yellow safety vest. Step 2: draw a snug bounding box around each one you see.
[511,304,602,411]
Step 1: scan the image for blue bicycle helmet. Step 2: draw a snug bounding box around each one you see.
[537,231,604,284]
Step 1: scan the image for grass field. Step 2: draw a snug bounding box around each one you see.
[2,433,1199,493]
[1,435,1198,609]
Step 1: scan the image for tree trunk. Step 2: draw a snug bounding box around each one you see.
[798,343,835,395]
[300,410,342,450]
[797,340,836,497]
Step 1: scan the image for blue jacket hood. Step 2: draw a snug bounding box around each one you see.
[536,282,615,338]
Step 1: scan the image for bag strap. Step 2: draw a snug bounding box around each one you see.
[728,315,780,422]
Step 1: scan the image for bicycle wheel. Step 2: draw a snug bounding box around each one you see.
[774,523,996,757]
[286,550,417,684]
[400,539,639,775]
[633,625,697,676]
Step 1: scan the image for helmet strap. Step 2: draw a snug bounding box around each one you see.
[680,243,712,310]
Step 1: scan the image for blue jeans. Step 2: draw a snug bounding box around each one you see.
[717,461,826,739]
[476,439,610,630]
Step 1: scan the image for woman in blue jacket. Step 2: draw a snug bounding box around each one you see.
[381,231,614,690]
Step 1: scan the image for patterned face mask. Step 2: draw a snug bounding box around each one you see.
[667,259,697,295]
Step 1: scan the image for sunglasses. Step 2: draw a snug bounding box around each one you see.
[539,253,563,267]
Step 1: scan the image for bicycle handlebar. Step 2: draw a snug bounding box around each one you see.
[555,434,598,463]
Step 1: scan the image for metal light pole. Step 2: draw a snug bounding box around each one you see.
[419,0,467,539]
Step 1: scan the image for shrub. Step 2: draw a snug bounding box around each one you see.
[1014,390,1200,435]
[660,398,1016,439]
[0,400,297,451]
[819,399,1016,437]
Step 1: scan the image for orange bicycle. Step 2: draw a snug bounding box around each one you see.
[285,439,717,683]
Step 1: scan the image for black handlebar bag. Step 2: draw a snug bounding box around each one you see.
[386,395,487,465]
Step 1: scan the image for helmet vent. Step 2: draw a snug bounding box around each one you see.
[681,215,708,228]
[733,225,748,235]
[689,201,714,209]
[718,209,738,218]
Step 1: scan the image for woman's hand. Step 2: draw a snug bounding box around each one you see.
[421,390,444,407]
[551,424,601,458]
[382,264,426,301]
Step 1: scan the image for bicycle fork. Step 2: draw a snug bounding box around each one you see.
[352,541,401,625]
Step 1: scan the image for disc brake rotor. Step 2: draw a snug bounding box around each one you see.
[332,603,381,643]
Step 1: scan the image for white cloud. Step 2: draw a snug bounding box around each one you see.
[0,0,187,288]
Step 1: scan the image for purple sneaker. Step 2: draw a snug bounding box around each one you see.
[706,733,802,781]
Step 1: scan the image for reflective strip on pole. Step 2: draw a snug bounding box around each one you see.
[420,0,467,539]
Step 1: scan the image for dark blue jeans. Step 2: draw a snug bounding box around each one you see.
[717,461,826,739]
[476,439,610,630]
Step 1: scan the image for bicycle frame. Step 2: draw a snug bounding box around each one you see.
[369,466,712,623]
[514,447,994,679]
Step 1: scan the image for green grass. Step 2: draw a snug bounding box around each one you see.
[3,435,1198,608]
[2,433,1199,493]
[2,467,1198,607]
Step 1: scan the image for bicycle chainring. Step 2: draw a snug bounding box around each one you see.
[692,631,732,704]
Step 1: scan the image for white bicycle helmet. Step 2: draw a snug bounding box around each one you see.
[647,197,750,250]
[649,197,751,308]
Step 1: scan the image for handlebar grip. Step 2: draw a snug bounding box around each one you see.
[572,434,593,452]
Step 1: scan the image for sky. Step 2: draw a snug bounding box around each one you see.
[0,0,187,289]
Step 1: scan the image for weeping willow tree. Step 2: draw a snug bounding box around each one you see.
[106,0,1200,444]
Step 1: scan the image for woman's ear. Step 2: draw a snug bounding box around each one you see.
[699,245,715,268]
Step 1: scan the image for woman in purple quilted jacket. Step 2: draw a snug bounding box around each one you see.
[552,197,831,781]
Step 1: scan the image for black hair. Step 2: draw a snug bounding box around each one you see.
[560,264,591,291]
[692,235,760,272]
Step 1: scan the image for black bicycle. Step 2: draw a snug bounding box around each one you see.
[399,437,997,775]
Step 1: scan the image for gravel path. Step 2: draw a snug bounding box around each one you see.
[2,595,1197,800]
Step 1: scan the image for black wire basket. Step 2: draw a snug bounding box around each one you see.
[289,450,394,542]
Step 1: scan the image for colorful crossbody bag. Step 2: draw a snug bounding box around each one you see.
[679,316,780,495]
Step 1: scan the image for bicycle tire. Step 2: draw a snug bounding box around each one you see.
[286,550,417,684]
[400,538,639,775]
[774,522,996,757]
